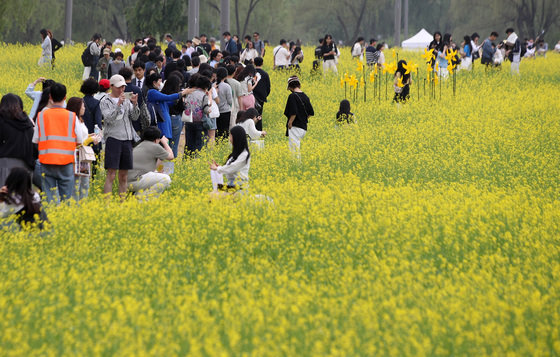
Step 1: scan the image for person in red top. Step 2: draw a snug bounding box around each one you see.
[32,83,85,203]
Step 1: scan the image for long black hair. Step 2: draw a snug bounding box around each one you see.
[0,93,28,120]
[162,74,182,94]
[443,33,452,47]
[430,31,443,52]
[235,64,255,81]
[395,60,410,83]
[463,35,471,52]
[337,99,351,116]
[291,46,302,62]
[235,110,247,124]
[226,125,250,164]
[0,167,41,225]
[33,87,52,123]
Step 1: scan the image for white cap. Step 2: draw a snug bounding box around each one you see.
[109,74,126,88]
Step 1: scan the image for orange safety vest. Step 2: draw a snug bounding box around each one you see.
[37,108,77,165]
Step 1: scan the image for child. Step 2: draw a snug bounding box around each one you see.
[394,60,411,103]
[0,167,46,229]
[209,126,251,193]
[336,100,355,124]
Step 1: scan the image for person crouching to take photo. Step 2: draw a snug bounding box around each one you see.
[209,126,250,194]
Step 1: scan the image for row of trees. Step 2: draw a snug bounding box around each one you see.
[1,0,558,45]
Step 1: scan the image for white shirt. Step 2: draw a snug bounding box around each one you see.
[32,107,85,144]
[236,119,263,140]
[185,47,196,58]
[352,43,362,57]
[77,120,89,141]
[217,150,250,187]
[209,87,220,119]
[377,51,385,65]
[0,192,41,219]
[241,48,259,63]
[273,46,291,67]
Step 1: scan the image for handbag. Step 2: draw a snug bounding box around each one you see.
[139,101,151,130]
[202,115,213,130]
[74,145,96,176]
[182,109,193,123]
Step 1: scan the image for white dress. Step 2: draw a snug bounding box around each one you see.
[38,37,52,66]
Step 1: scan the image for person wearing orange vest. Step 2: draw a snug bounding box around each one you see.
[32,83,85,203]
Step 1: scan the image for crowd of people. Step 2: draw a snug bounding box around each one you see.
[1,30,320,229]
[2,25,557,229]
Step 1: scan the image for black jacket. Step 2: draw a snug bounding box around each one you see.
[0,114,35,169]
[253,68,271,103]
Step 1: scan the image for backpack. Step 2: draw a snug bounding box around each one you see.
[81,43,94,66]
[520,41,527,58]
[508,39,522,61]
[314,46,323,59]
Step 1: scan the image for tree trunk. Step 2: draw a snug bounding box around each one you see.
[234,0,241,37]
[403,0,408,39]
[64,0,73,45]
[336,15,350,42]
[394,0,401,46]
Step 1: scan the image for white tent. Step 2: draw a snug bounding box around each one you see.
[401,28,433,49]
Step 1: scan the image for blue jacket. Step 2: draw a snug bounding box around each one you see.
[226,38,238,54]
[147,89,180,139]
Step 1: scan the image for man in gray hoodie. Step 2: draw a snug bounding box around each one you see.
[100,74,140,199]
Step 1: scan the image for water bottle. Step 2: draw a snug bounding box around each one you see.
[93,125,103,144]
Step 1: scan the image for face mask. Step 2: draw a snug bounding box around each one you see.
[158,82,164,91]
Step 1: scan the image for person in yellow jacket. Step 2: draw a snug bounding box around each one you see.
[32,83,85,203]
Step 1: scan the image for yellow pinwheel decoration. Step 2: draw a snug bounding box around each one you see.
[383,61,397,74]
[344,72,350,82]
[396,76,404,88]
[403,61,419,75]
[356,59,364,72]
[447,62,457,74]
[421,48,434,63]
[433,72,439,85]
[349,74,358,88]
[445,49,458,63]
[392,49,396,58]
[407,61,419,74]
[369,70,376,83]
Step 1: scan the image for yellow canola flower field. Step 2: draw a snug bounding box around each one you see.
[0,44,560,356]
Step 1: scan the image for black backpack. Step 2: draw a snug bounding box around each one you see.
[81,43,94,66]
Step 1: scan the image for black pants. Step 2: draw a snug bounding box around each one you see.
[255,100,264,131]
[217,112,231,141]
[393,85,410,103]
